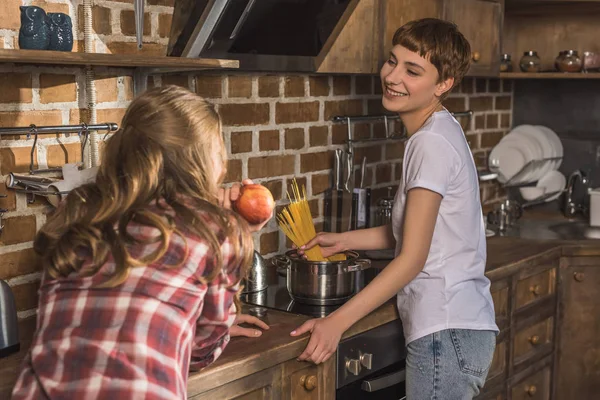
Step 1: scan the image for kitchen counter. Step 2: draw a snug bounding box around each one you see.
[2,231,599,398]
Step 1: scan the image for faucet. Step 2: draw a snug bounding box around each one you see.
[563,170,589,218]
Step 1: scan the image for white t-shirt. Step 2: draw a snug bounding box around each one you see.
[392,108,498,344]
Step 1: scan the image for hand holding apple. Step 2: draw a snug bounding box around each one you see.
[219,179,275,232]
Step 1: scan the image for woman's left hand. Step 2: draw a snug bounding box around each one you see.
[218,179,271,232]
[230,314,270,338]
[290,317,344,364]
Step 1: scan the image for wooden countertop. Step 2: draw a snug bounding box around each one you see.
[2,235,599,398]
[187,301,399,396]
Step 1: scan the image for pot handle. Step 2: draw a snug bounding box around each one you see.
[273,255,290,268]
[347,258,371,272]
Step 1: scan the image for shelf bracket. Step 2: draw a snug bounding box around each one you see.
[133,68,149,97]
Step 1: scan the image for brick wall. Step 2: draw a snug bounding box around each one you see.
[0,1,512,319]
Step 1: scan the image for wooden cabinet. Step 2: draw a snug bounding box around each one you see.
[190,357,335,400]
[380,0,444,58]
[319,0,503,75]
[477,254,559,400]
[380,0,502,76]
[555,257,600,400]
[316,0,381,74]
[503,0,600,72]
[443,0,503,76]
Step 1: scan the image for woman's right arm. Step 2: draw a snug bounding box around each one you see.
[301,224,395,258]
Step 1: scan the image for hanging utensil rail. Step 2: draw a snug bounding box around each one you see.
[0,122,118,136]
[332,110,473,145]
[332,110,473,124]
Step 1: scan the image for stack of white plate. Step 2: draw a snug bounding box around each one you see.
[488,125,566,202]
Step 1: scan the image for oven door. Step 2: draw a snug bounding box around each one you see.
[336,360,406,400]
[336,320,406,399]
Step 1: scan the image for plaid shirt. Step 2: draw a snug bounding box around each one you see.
[12,201,242,400]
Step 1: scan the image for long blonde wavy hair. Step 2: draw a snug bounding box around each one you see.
[34,85,253,294]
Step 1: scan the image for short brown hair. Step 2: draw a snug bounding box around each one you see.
[392,18,471,97]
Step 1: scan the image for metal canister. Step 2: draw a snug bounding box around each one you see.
[375,187,394,226]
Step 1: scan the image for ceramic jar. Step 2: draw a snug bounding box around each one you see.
[555,50,583,73]
[519,51,542,73]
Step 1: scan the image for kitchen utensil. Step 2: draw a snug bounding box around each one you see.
[486,199,522,231]
[134,0,144,49]
[353,157,370,229]
[340,151,353,232]
[327,149,344,232]
[241,251,268,294]
[273,250,371,305]
[324,150,341,231]
[0,279,20,359]
[375,187,394,227]
[350,190,358,230]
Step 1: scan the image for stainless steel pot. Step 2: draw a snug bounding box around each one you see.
[273,250,371,306]
[241,251,268,294]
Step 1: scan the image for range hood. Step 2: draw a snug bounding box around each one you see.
[168,0,355,72]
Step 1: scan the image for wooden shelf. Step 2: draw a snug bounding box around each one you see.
[0,49,239,72]
[500,72,600,79]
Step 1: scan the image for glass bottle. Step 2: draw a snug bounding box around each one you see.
[519,51,541,73]
[555,50,582,73]
[500,54,513,72]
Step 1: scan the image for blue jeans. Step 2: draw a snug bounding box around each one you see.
[406,329,496,400]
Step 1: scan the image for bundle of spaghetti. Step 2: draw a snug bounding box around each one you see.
[277,179,346,262]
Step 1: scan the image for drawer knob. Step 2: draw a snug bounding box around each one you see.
[472,51,481,62]
[529,285,542,296]
[574,272,585,282]
[529,335,540,345]
[300,375,318,391]
[526,385,537,396]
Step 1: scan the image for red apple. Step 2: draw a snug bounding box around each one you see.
[233,184,275,225]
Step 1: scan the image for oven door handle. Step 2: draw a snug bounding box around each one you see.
[360,369,406,392]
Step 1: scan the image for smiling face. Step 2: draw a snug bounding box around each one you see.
[380,45,453,115]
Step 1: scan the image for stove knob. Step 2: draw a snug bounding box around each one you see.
[346,358,361,376]
[360,352,373,370]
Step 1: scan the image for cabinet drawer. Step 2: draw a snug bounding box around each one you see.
[515,268,555,310]
[514,317,554,365]
[289,365,320,400]
[511,367,551,400]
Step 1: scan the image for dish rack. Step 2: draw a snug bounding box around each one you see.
[479,156,565,205]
